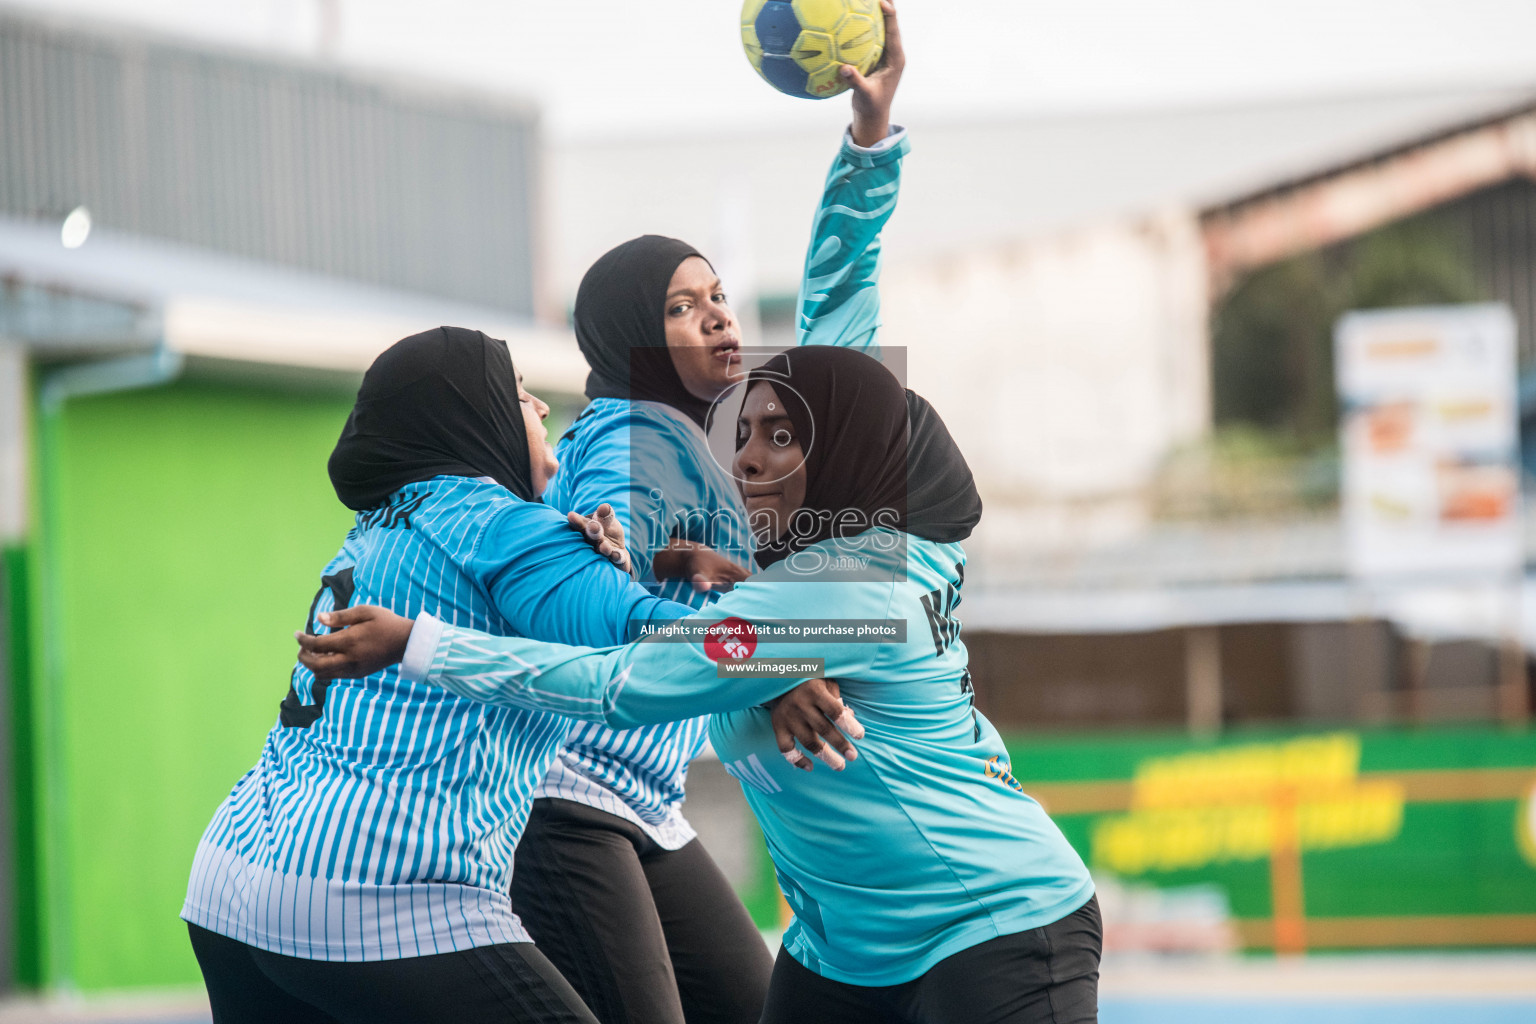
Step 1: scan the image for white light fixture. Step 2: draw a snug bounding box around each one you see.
[61,206,91,249]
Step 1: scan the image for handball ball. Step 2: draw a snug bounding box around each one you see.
[741,0,885,100]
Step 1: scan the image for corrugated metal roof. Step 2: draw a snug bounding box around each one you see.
[0,213,586,392]
[0,7,539,315]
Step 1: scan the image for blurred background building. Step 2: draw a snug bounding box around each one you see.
[0,0,1534,1006]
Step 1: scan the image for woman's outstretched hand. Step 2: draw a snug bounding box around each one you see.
[567,503,631,574]
[770,679,866,771]
[296,605,415,680]
[845,0,904,148]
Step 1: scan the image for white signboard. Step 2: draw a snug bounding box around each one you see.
[1336,304,1522,580]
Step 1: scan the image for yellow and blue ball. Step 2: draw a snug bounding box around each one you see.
[741,0,884,100]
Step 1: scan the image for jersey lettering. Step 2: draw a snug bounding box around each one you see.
[723,753,782,795]
[357,490,428,532]
[280,566,355,729]
[776,868,827,941]
[919,562,964,656]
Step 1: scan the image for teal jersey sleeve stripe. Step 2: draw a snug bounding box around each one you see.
[797,129,909,353]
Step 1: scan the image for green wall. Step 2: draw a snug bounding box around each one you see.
[3,542,39,987]
[31,379,354,990]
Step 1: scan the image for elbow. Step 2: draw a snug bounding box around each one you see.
[601,706,650,730]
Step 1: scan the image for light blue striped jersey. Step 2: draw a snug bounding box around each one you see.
[181,475,681,961]
[537,399,751,846]
[531,126,908,841]
[403,532,1095,986]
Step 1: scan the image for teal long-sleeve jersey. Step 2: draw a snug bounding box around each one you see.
[529,126,910,843]
[402,531,1094,986]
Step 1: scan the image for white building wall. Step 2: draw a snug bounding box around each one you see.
[882,209,1209,561]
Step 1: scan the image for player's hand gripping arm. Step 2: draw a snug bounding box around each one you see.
[797,0,907,353]
[566,503,631,575]
[769,679,864,771]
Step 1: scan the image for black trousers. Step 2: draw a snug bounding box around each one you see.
[759,896,1102,1024]
[188,922,599,1024]
[510,798,773,1024]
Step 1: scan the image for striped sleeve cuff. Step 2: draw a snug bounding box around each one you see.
[844,123,906,154]
[841,124,909,167]
[401,612,446,683]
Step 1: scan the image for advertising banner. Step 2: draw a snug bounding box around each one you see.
[1010,726,1536,952]
[1335,304,1521,580]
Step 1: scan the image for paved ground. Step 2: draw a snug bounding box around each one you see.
[1,952,1532,1024]
[1099,951,1536,1023]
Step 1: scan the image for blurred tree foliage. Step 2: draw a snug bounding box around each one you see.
[1211,217,1483,441]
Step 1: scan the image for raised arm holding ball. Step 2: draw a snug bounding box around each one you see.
[493,5,913,1024]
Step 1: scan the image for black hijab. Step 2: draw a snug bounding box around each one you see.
[328,326,533,511]
[575,235,715,427]
[744,346,983,569]
[904,388,984,546]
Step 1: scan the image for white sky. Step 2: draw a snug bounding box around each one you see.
[10,0,1536,140]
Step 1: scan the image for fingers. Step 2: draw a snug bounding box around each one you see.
[570,509,629,569]
[294,629,363,677]
[295,633,354,680]
[810,741,846,771]
[295,629,348,654]
[814,691,865,740]
[775,702,837,771]
[711,563,750,590]
[811,711,858,764]
[879,0,904,68]
[590,504,622,541]
[296,649,348,679]
[839,63,871,97]
[775,720,815,772]
[807,679,864,740]
[814,701,863,750]
[782,705,850,771]
[567,510,603,541]
[316,605,377,629]
[689,561,747,593]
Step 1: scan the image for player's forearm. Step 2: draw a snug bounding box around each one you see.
[403,613,797,727]
[404,613,629,721]
[796,129,908,350]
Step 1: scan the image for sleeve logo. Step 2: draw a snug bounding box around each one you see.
[704,617,758,661]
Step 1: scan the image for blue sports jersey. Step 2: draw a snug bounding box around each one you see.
[182,476,683,961]
[533,126,909,842]
[537,399,751,845]
[403,532,1096,985]
[797,127,909,352]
